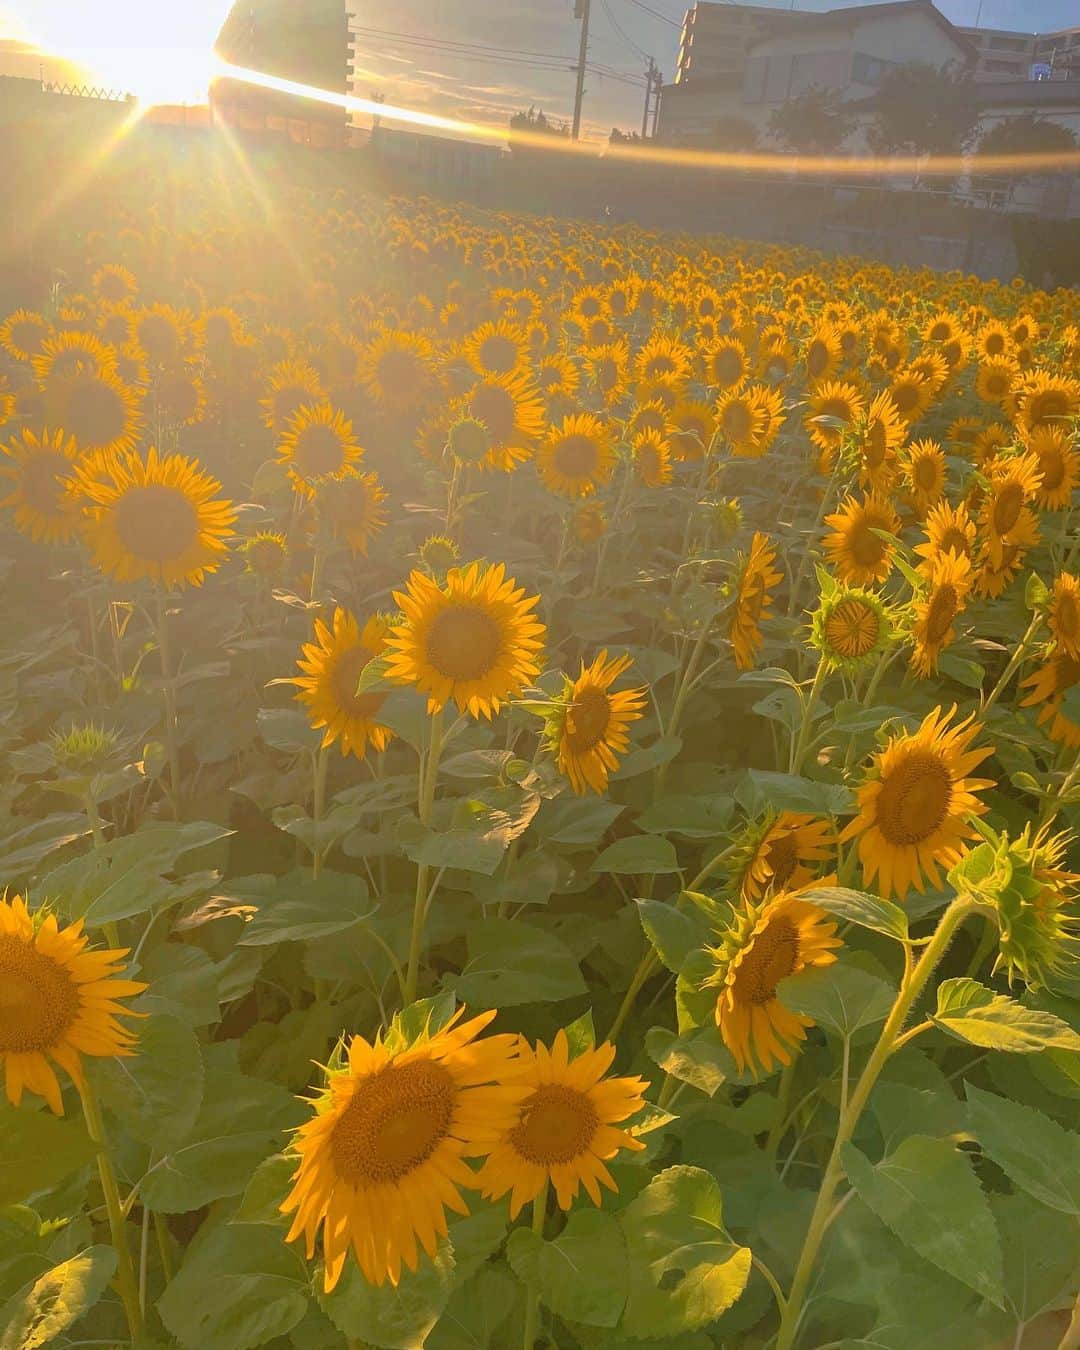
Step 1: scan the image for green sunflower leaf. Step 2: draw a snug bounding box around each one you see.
[0,1246,117,1350]
[592,835,680,875]
[797,885,909,941]
[965,1084,1080,1215]
[0,1105,96,1208]
[932,979,1080,1054]
[507,1208,628,1328]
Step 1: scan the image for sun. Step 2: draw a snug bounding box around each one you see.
[11,1,234,105]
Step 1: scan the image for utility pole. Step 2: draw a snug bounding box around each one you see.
[572,0,591,140]
[641,56,656,138]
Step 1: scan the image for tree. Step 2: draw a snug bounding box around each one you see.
[868,62,979,159]
[708,115,760,152]
[977,113,1077,160]
[768,88,853,156]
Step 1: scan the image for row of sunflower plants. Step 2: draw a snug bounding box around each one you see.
[0,161,1078,1350]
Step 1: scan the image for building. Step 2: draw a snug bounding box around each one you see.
[674,3,797,90]
[211,0,354,145]
[660,0,974,143]
[956,26,1035,83]
[1033,28,1080,83]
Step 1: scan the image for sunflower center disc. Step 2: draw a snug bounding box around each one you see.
[850,521,886,569]
[565,687,611,753]
[939,528,969,557]
[61,375,126,446]
[22,451,70,513]
[331,646,386,718]
[992,483,1024,535]
[1057,595,1078,640]
[1029,391,1067,425]
[925,585,958,644]
[554,434,599,479]
[426,604,502,681]
[875,752,953,845]
[914,457,939,491]
[826,601,879,659]
[470,385,515,442]
[331,1059,455,1186]
[734,916,800,1004]
[479,335,517,373]
[510,1083,598,1165]
[864,420,887,467]
[294,424,345,478]
[764,831,798,889]
[114,483,200,561]
[1039,449,1064,491]
[0,937,80,1053]
[722,401,752,441]
[714,350,742,386]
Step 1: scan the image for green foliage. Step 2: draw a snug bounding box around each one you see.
[0,1246,117,1350]
[965,1084,1080,1215]
[0,1105,96,1207]
[932,978,1080,1053]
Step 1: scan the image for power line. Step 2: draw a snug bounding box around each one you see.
[348,25,574,63]
[600,0,651,62]
[623,0,682,27]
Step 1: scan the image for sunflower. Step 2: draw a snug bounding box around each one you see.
[976,321,1014,362]
[973,541,1026,599]
[704,882,842,1076]
[810,585,892,674]
[735,813,836,902]
[910,549,973,677]
[260,359,327,433]
[841,706,994,899]
[582,343,629,406]
[278,404,363,496]
[632,428,673,487]
[886,369,933,425]
[316,468,388,556]
[976,358,1018,407]
[1011,371,1080,435]
[76,445,236,589]
[476,1030,647,1218]
[903,438,947,513]
[537,413,615,499]
[241,530,288,581]
[456,370,546,472]
[574,501,607,543]
[462,320,528,377]
[804,380,865,456]
[42,366,142,455]
[131,304,188,366]
[385,561,545,719]
[92,263,138,304]
[536,353,580,400]
[853,391,906,492]
[729,533,782,671]
[804,323,843,384]
[281,1008,524,1291]
[822,493,900,586]
[0,309,50,361]
[716,388,768,457]
[914,499,977,570]
[668,401,715,463]
[154,367,206,428]
[0,428,83,544]
[31,331,117,384]
[702,337,749,392]
[1049,574,1080,660]
[634,333,692,387]
[1026,426,1078,510]
[0,895,145,1115]
[542,650,646,795]
[1021,650,1080,750]
[972,422,1014,467]
[290,609,394,759]
[980,450,1042,566]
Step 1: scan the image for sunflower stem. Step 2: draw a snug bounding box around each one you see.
[979,611,1041,717]
[775,894,978,1350]
[154,1211,174,1283]
[80,1079,143,1342]
[521,1178,549,1350]
[153,587,182,820]
[310,744,329,880]
[788,660,827,774]
[404,707,445,1004]
[765,1061,797,1158]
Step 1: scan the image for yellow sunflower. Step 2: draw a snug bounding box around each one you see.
[92,263,138,305]
[278,404,363,497]
[841,706,994,899]
[634,333,692,387]
[1020,650,1080,750]
[462,320,528,377]
[704,882,842,1076]
[910,549,973,678]
[702,337,749,392]
[716,388,768,457]
[736,813,836,902]
[822,493,901,586]
[290,609,394,759]
[973,540,1026,599]
[537,413,615,499]
[976,358,1018,407]
[668,400,716,463]
[456,370,546,472]
[1026,426,1078,510]
[0,894,145,1115]
[31,331,117,384]
[1011,371,1080,435]
[914,499,977,571]
[804,322,843,384]
[281,1008,524,1291]
[980,450,1042,566]
[574,500,607,543]
[632,428,673,486]
[903,438,947,513]
[0,309,50,362]
[854,391,906,492]
[75,445,236,589]
[0,428,83,544]
[385,561,545,718]
[536,353,580,400]
[886,369,933,425]
[260,359,327,434]
[316,468,388,556]
[42,366,143,455]
[582,342,629,406]
[1049,574,1080,660]
[476,1030,647,1218]
[804,380,866,457]
[730,532,783,671]
[543,650,647,795]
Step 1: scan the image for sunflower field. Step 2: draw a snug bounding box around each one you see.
[1,160,1079,1350]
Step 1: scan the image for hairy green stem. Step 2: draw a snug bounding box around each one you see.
[404,708,445,1004]
[154,587,182,820]
[310,744,329,880]
[80,1080,143,1341]
[522,1177,549,1349]
[775,895,978,1350]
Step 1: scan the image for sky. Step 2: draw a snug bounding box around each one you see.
[0,0,1077,140]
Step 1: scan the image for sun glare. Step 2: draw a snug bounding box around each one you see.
[2,0,234,104]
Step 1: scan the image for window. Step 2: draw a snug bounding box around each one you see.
[851,51,895,85]
[743,54,768,103]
